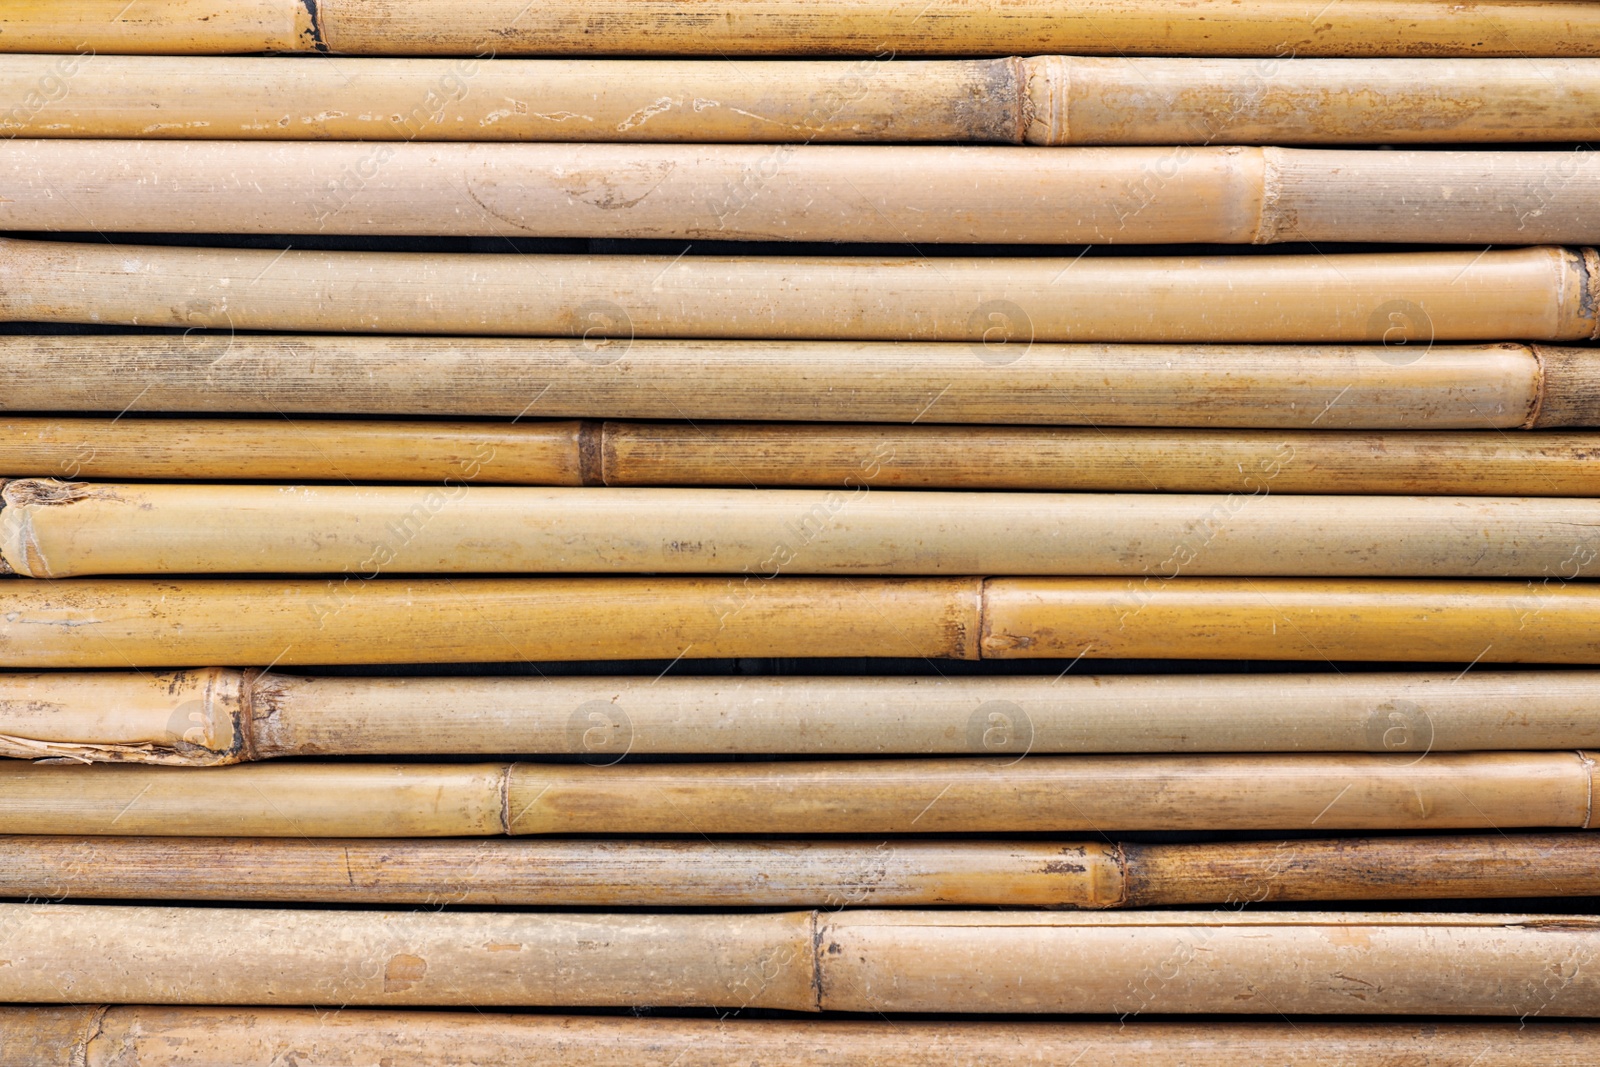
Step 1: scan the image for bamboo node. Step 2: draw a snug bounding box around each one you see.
[1021,56,1068,146]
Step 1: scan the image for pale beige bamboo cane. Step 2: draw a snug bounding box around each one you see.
[7,1011,1600,1067]
[0,754,1590,835]
[4,141,1598,245]
[3,239,1596,344]
[10,339,1594,430]
[6,0,1600,58]
[2,905,1600,1014]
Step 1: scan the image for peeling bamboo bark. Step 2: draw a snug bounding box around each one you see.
[3,239,1595,344]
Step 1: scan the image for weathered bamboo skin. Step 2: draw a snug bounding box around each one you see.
[4,239,1596,344]
[7,339,1586,430]
[6,0,1600,58]
[6,1012,1600,1067]
[6,481,1598,579]
[3,142,1597,245]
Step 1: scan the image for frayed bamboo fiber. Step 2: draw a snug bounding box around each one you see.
[5,0,1599,58]
[4,239,1596,344]
[0,754,1591,835]
[4,56,1600,145]
[6,481,1599,579]
[1,834,1596,907]
[1,905,1599,1014]
[4,142,1598,245]
[6,668,1596,766]
[7,340,1596,430]
[5,1011,1599,1066]
[3,578,1600,666]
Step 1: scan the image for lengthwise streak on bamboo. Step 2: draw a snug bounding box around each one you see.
[0,755,1593,835]
[4,239,1597,344]
[9,341,1599,429]
[5,143,1599,245]
[3,906,1600,1015]
[6,577,1600,666]
[4,55,1600,145]
[5,668,1596,766]
[3,834,1598,908]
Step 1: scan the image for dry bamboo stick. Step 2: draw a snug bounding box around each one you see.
[6,480,1598,579]
[8,339,1596,430]
[2,833,1597,907]
[4,239,1596,344]
[4,141,1597,245]
[5,55,1600,145]
[2,904,1599,1014]
[5,0,1599,58]
[7,668,1597,766]
[0,754,1591,835]
[5,1010,1598,1066]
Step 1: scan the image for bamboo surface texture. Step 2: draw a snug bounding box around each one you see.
[4,1,1600,57]
[4,239,1597,344]
[1,834,1596,907]
[0,754,1592,835]
[4,142,1597,245]
[7,340,1598,430]
[5,480,1597,579]
[2,905,1600,1014]
[3,577,1600,665]
[5,668,1596,765]
[4,55,1600,144]
[5,1011,1599,1067]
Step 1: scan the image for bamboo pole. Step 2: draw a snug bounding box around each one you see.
[4,239,1596,344]
[1,904,1599,1014]
[8,340,1596,430]
[8,668,1598,766]
[5,1011,1598,1066]
[5,0,1599,58]
[7,481,1599,579]
[4,141,1598,245]
[5,55,1600,145]
[0,754,1590,835]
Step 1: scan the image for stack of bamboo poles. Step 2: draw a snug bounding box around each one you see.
[2,2,1600,1063]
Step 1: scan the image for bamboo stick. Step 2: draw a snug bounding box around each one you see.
[4,141,1597,245]
[8,668,1598,766]
[1,904,1599,1014]
[4,239,1596,344]
[5,55,1600,145]
[8,339,1595,430]
[6,480,1598,579]
[5,0,1599,58]
[0,754,1591,835]
[5,1010,1598,1066]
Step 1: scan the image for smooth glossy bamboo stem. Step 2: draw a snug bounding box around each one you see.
[4,239,1596,344]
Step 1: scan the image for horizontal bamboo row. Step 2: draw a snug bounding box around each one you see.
[3,577,1599,665]
[7,668,1595,765]
[2,834,1595,907]
[5,55,1599,144]
[2,905,1599,1014]
[6,0,1598,57]
[0,754,1593,835]
[5,143,1597,244]
[5,239,1597,344]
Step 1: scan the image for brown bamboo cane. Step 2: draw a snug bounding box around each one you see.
[2,834,1598,907]
[8,339,1597,430]
[3,239,1596,344]
[4,141,1598,245]
[5,55,1600,145]
[5,0,1600,58]
[6,668,1597,766]
[2,904,1599,1014]
[5,1011,1599,1067]
[6,480,1598,579]
[0,754,1591,835]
